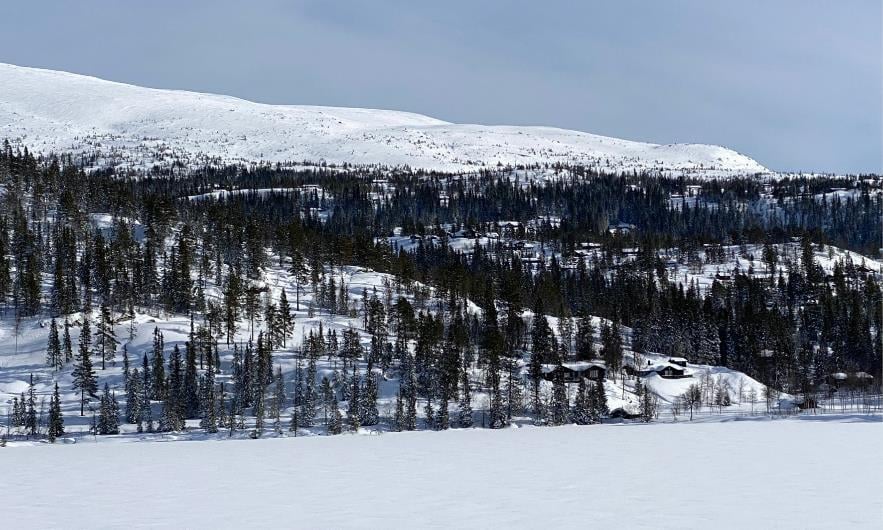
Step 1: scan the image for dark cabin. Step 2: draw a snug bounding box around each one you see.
[542,363,606,383]
[657,365,686,379]
[668,357,688,368]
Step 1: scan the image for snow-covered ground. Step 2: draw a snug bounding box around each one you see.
[4,417,880,529]
[0,63,768,176]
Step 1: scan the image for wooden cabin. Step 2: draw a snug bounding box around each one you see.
[541,362,607,383]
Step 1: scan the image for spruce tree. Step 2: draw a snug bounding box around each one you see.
[46,318,63,370]
[360,359,379,426]
[98,383,120,435]
[62,318,73,364]
[320,376,333,427]
[122,345,130,393]
[47,382,64,442]
[95,303,118,370]
[183,342,199,419]
[594,379,609,421]
[348,365,361,431]
[25,374,38,436]
[572,377,592,425]
[549,373,569,426]
[151,327,166,400]
[272,367,284,434]
[300,357,317,427]
[199,365,218,434]
[277,289,294,347]
[457,368,473,428]
[126,368,141,424]
[328,394,343,435]
[72,324,98,416]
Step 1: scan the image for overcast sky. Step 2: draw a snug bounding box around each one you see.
[1,1,880,173]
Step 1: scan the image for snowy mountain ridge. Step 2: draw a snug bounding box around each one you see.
[0,63,769,175]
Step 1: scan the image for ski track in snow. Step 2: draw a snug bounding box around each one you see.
[0,63,769,176]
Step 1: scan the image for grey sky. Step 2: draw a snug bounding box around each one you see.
[1,0,880,173]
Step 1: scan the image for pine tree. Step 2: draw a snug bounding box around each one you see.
[457,368,473,428]
[594,379,608,420]
[11,396,22,428]
[423,394,434,430]
[183,342,199,419]
[25,374,38,436]
[47,382,64,442]
[72,323,98,416]
[277,289,294,347]
[62,318,73,364]
[327,394,343,435]
[575,313,595,361]
[46,318,63,370]
[572,377,592,425]
[300,357,317,427]
[199,365,218,434]
[393,390,405,432]
[151,328,166,400]
[252,369,265,438]
[601,320,624,381]
[122,345,130,394]
[320,376,333,427]
[140,377,154,433]
[348,365,362,431]
[360,359,379,426]
[529,304,554,419]
[272,367,284,434]
[98,383,120,435]
[95,303,118,370]
[126,368,141,424]
[549,373,569,426]
[488,358,507,429]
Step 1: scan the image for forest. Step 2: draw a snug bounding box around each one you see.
[1,141,880,441]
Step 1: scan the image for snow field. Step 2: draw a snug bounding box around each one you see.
[3,417,880,529]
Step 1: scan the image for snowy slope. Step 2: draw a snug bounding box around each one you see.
[0,63,769,175]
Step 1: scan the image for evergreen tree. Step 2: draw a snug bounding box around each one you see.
[348,365,362,431]
[122,345,130,393]
[25,374,37,436]
[126,368,141,424]
[199,365,218,434]
[549,373,569,426]
[594,379,609,420]
[62,318,73,364]
[95,303,118,370]
[98,383,120,435]
[457,368,473,428]
[46,318,63,370]
[601,320,624,382]
[47,382,64,442]
[327,394,343,435]
[572,377,592,425]
[575,313,595,361]
[271,367,284,434]
[360,359,379,426]
[151,328,166,400]
[183,342,199,418]
[277,289,294,347]
[72,323,98,416]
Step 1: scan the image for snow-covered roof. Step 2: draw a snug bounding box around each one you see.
[541,361,606,374]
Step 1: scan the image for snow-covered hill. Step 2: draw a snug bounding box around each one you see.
[0,63,769,175]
